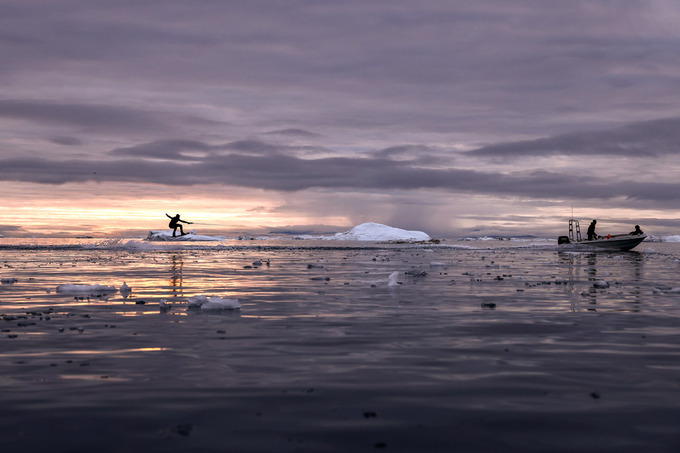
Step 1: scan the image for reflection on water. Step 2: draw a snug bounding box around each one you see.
[169,253,184,299]
[558,251,645,312]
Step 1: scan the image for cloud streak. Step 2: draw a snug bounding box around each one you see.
[468,118,680,158]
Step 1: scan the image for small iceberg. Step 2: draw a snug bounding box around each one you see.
[187,295,241,310]
[146,230,225,241]
[328,222,431,242]
[120,282,132,298]
[56,284,117,295]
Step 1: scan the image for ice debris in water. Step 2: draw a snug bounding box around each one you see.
[187,295,241,310]
[653,287,680,295]
[159,298,171,312]
[388,271,400,287]
[593,280,610,289]
[56,284,117,295]
[120,282,131,297]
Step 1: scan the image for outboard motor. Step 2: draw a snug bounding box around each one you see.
[557,236,570,245]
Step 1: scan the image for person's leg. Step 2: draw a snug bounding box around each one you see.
[179,225,185,235]
[172,226,178,237]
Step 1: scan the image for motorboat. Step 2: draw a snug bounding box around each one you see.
[558,219,646,251]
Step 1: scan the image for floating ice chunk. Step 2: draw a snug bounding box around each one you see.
[429,262,447,267]
[201,298,241,310]
[187,295,210,307]
[56,284,117,295]
[187,295,241,310]
[120,282,131,297]
[593,280,610,289]
[388,271,399,287]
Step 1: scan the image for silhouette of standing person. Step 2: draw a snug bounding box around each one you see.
[629,225,644,236]
[587,219,597,241]
[166,213,193,237]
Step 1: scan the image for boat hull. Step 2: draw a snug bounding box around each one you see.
[564,235,647,251]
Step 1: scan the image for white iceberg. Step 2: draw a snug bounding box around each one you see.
[328,223,431,242]
[146,230,225,241]
[187,295,241,310]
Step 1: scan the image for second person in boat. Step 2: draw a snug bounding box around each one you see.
[587,219,598,240]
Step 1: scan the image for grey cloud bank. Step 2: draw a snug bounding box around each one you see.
[1,1,680,235]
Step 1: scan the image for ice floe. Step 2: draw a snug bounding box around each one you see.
[56,284,117,295]
[146,230,226,241]
[187,295,241,310]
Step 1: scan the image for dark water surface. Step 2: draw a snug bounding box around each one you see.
[1,239,680,452]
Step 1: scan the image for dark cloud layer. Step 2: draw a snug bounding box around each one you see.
[468,118,680,158]
[0,100,165,133]
[1,143,678,207]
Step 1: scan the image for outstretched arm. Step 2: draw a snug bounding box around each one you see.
[165,213,172,219]
[179,219,193,224]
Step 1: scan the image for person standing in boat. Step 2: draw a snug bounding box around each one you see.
[629,225,644,236]
[166,213,193,237]
[587,219,598,240]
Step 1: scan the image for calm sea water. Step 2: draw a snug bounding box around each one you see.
[1,238,679,452]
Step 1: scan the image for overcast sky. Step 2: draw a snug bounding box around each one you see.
[2,0,680,237]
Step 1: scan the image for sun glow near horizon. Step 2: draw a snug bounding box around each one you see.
[0,181,328,237]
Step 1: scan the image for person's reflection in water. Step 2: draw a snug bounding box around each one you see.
[170,254,184,298]
[586,253,598,310]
